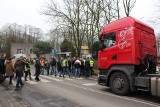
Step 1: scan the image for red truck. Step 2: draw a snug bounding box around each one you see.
[98,16,160,96]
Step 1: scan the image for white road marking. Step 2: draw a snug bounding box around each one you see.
[12,78,38,85]
[25,80,38,84]
[59,81,160,107]
[76,78,84,80]
[39,78,50,82]
[31,75,50,83]
[41,75,63,82]
[88,77,97,81]
[65,78,73,80]
[83,83,97,86]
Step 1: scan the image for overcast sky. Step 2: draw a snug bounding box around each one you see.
[0,0,159,33]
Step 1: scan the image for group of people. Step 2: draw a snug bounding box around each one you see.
[0,53,38,91]
[38,56,95,78]
[0,53,26,90]
[0,53,95,91]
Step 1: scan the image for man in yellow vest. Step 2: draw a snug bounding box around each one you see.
[24,59,32,81]
[89,58,94,76]
[62,57,71,78]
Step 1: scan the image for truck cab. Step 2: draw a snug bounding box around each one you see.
[98,16,159,96]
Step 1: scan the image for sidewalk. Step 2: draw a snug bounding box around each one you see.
[0,82,29,107]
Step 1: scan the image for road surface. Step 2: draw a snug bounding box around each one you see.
[3,65,160,107]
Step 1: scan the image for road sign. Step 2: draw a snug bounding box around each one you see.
[51,49,55,55]
[80,50,84,55]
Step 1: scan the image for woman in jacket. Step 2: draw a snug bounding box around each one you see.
[5,57,15,84]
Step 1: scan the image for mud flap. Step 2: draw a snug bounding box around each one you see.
[151,77,160,97]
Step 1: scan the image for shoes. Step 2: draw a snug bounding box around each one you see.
[21,83,24,86]
[35,78,40,81]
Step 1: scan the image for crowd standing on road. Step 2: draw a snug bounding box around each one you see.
[31,55,95,78]
[37,56,95,78]
[0,52,95,91]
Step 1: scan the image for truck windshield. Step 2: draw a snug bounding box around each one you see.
[103,32,116,48]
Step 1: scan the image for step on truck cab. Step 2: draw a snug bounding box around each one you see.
[98,16,160,96]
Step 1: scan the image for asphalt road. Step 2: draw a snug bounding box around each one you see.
[7,65,160,107]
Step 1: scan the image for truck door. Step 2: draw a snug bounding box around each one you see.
[98,32,117,69]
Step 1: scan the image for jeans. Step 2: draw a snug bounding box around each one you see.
[82,68,86,77]
[55,68,62,76]
[63,67,71,77]
[50,66,56,75]
[75,68,80,78]
[85,68,90,77]
[90,67,94,76]
[46,67,50,75]
[72,66,75,76]
[40,67,45,75]
[59,69,63,77]
[16,71,23,88]
[35,68,40,81]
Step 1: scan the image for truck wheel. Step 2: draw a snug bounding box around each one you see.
[109,72,130,95]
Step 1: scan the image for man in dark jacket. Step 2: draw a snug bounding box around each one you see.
[35,55,41,81]
[68,57,72,76]
[0,53,6,75]
[14,57,26,90]
[71,57,76,76]
[85,57,90,77]
[50,56,56,75]
[55,58,63,77]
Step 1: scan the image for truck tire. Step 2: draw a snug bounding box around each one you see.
[109,72,130,95]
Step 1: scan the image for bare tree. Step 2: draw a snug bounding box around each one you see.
[123,0,136,16]
[42,0,137,56]
[0,23,43,54]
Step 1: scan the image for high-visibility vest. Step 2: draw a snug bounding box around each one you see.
[40,59,45,67]
[83,60,86,66]
[90,60,94,67]
[33,60,36,66]
[62,59,68,67]
[25,62,30,71]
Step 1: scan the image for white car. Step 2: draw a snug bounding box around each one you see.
[13,54,27,60]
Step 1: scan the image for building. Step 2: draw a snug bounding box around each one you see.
[81,46,89,56]
[10,43,36,59]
